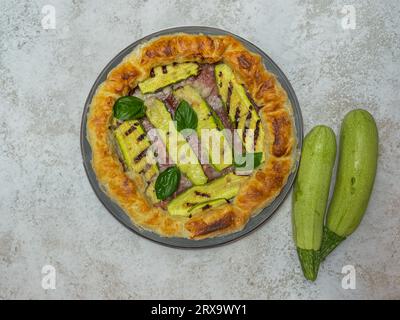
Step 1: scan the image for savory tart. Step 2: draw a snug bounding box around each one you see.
[87,33,296,239]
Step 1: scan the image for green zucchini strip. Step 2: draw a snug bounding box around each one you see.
[139,62,199,94]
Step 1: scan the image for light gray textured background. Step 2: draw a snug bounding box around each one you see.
[1,0,399,299]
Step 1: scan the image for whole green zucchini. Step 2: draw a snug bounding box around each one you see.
[293,125,337,281]
[320,109,378,260]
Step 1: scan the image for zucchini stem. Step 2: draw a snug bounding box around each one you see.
[319,226,346,261]
[297,248,320,281]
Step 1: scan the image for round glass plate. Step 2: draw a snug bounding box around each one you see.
[80,26,303,249]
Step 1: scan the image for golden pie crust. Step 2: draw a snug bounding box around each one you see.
[86,33,296,239]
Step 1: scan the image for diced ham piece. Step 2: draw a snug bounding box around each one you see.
[163,93,179,116]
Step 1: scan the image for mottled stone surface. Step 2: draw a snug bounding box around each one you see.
[0,0,399,299]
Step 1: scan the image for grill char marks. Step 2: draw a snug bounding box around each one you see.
[246,110,253,121]
[186,202,196,208]
[243,110,253,143]
[254,119,261,146]
[244,85,260,111]
[118,156,128,172]
[134,147,149,163]
[162,65,168,74]
[226,82,233,115]
[137,133,146,142]
[150,68,155,78]
[124,124,137,136]
[194,191,211,198]
[234,106,241,128]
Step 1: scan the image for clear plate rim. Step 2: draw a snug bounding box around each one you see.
[80,26,303,249]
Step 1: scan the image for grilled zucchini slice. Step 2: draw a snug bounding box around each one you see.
[167,173,246,216]
[112,119,159,200]
[215,64,265,158]
[173,85,233,171]
[145,98,208,185]
[139,62,200,94]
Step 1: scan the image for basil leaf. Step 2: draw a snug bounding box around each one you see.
[174,100,198,132]
[113,96,146,121]
[234,152,263,170]
[155,166,181,200]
